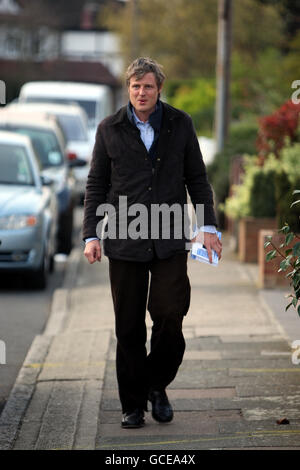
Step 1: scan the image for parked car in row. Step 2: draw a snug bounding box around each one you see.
[0,109,86,254]
[0,130,58,289]
[18,81,114,143]
[6,102,93,201]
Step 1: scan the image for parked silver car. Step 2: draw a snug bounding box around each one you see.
[6,102,93,201]
[0,109,85,254]
[0,131,58,289]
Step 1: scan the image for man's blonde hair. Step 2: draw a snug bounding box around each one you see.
[126,57,165,89]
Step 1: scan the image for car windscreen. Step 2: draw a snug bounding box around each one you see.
[25,97,97,128]
[57,114,88,142]
[0,126,64,169]
[0,143,34,185]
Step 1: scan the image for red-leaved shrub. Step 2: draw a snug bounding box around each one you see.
[256,100,300,162]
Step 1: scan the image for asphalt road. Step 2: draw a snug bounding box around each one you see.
[0,207,84,416]
[0,258,66,415]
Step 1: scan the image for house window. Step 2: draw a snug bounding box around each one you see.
[5,33,22,57]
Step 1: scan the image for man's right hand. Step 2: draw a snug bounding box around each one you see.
[84,239,101,264]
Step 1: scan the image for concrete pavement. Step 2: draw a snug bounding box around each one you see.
[1,235,300,450]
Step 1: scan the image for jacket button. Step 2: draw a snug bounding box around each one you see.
[147,248,152,252]
[148,187,152,191]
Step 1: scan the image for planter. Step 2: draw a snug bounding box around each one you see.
[258,229,300,288]
[238,217,277,263]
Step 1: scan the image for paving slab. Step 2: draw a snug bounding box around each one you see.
[236,383,300,398]
[218,420,300,434]
[102,387,236,400]
[95,430,300,450]
[96,410,244,449]
[73,379,104,450]
[37,330,110,382]
[34,380,85,450]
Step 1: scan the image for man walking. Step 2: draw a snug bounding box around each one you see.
[83,57,222,428]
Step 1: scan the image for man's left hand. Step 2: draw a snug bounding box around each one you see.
[191,232,222,264]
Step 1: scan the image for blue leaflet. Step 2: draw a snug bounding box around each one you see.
[190,230,222,266]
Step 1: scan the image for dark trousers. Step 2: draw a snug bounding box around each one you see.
[109,252,191,413]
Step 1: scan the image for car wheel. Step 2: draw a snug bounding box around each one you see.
[49,253,55,273]
[57,206,73,255]
[30,250,49,290]
[79,192,85,206]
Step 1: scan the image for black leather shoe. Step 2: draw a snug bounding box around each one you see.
[148,389,173,423]
[121,409,145,428]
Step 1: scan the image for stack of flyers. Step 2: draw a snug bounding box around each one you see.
[190,230,222,266]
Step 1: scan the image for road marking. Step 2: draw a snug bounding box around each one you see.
[202,367,300,373]
[24,361,105,368]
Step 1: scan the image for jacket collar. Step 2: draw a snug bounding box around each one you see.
[126,100,163,133]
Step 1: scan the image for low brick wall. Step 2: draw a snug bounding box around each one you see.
[239,217,277,263]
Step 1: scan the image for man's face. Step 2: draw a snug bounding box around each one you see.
[128,72,162,118]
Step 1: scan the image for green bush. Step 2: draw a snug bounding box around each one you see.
[207,120,258,226]
[221,155,260,220]
[249,169,277,218]
[223,148,300,231]
[281,143,300,185]
[166,78,216,134]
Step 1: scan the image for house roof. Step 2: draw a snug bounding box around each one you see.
[0,1,125,30]
[0,58,120,88]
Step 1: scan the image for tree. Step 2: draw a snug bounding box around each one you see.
[255,0,300,42]
[232,0,283,61]
[102,0,218,78]
[103,0,284,80]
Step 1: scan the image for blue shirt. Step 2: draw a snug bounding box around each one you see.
[132,108,154,152]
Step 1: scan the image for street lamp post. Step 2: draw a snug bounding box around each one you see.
[131,0,139,60]
[215,0,233,154]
